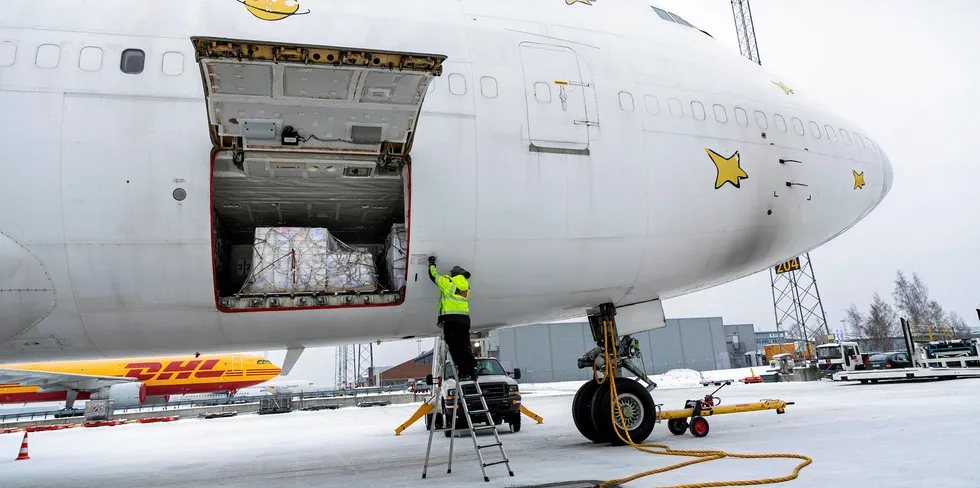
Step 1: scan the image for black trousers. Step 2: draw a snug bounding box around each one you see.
[440,314,476,378]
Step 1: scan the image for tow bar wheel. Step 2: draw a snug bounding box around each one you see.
[690,416,709,437]
[667,418,688,435]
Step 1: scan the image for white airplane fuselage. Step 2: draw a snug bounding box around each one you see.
[0,0,892,362]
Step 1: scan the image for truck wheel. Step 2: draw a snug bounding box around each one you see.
[572,379,604,442]
[690,416,709,438]
[426,413,444,431]
[509,415,522,433]
[667,418,688,435]
[592,378,656,445]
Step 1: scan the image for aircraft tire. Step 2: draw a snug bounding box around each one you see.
[591,378,656,445]
[571,379,604,442]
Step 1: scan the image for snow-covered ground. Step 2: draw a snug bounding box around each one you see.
[520,366,766,398]
[2,375,977,488]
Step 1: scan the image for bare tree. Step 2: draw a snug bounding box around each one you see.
[844,304,864,338]
[859,293,897,352]
[892,271,930,325]
[946,312,972,339]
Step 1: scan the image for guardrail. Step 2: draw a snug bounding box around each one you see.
[0,385,413,423]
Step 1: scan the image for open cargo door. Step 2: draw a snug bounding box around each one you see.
[193,38,446,312]
[192,37,445,158]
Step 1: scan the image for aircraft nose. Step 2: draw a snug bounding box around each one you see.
[880,147,894,200]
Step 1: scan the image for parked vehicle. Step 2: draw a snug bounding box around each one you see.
[867,352,912,370]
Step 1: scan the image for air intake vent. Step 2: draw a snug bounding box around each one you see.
[344,166,373,177]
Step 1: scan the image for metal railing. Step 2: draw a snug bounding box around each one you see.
[0,384,410,423]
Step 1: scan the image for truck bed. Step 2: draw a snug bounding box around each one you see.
[833,367,980,382]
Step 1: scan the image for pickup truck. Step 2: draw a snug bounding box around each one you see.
[427,357,523,436]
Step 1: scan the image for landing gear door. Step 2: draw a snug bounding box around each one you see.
[191,37,446,157]
[519,42,592,154]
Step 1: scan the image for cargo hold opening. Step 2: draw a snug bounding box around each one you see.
[192,37,445,312]
[211,151,409,310]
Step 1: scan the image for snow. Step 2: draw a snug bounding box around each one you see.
[521,366,768,397]
[2,375,978,487]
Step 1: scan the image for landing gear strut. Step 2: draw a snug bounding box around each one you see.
[573,303,658,444]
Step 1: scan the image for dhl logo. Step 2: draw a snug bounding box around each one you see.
[124,359,226,382]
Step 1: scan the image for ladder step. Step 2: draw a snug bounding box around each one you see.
[473,425,497,431]
[478,442,502,449]
[463,394,485,398]
[469,409,489,415]
[483,460,510,467]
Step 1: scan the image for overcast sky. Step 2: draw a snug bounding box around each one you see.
[262,1,980,387]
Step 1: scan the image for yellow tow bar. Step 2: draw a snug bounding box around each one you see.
[657,399,789,420]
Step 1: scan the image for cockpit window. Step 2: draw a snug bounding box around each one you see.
[652,6,700,31]
[652,7,674,22]
[667,12,694,28]
[257,359,272,365]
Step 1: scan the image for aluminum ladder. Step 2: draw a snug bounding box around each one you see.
[422,359,514,482]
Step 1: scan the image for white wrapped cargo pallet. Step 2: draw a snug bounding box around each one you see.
[317,251,378,293]
[384,223,407,291]
[245,227,378,294]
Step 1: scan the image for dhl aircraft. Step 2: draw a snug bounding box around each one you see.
[169,378,318,403]
[0,354,281,409]
[0,0,892,442]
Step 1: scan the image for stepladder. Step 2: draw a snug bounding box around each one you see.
[422,358,514,482]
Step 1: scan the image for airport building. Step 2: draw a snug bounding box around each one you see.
[493,317,756,384]
[377,350,434,387]
[755,330,788,348]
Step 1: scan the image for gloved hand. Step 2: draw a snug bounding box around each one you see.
[428,256,437,266]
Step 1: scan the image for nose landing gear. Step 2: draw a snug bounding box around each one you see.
[572,303,659,444]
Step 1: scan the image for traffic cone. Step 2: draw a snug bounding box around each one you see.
[15,431,29,460]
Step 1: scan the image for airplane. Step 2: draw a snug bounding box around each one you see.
[0,0,892,443]
[169,378,317,403]
[0,354,282,409]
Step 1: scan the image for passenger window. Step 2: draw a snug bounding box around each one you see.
[808,121,821,138]
[668,98,682,118]
[78,46,103,71]
[0,42,15,67]
[480,76,498,98]
[120,48,145,74]
[825,125,837,142]
[448,73,466,95]
[162,51,184,76]
[533,82,551,103]
[774,114,787,132]
[734,107,748,127]
[713,104,728,123]
[619,91,635,112]
[839,129,852,145]
[652,7,674,22]
[35,44,61,69]
[792,117,804,135]
[691,101,706,120]
[854,132,866,148]
[644,95,660,115]
[755,111,768,129]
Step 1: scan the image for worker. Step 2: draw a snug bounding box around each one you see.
[428,256,477,381]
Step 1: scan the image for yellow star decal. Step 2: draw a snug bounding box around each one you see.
[565,0,594,4]
[705,149,749,189]
[772,80,794,95]
[853,170,865,190]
